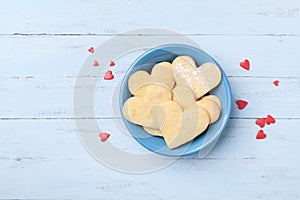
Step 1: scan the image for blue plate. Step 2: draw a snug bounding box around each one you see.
[119,44,232,156]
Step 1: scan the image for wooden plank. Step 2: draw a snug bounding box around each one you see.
[0,119,298,159]
[0,0,300,34]
[0,119,299,199]
[0,76,298,118]
[1,35,299,77]
[0,158,299,199]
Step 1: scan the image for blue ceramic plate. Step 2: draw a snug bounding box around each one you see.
[119,44,232,156]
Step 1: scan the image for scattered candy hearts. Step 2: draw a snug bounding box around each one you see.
[273,80,279,87]
[93,60,99,67]
[88,47,94,53]
[256,130,267,140]
[240,59,250,71]
[99,132,110,142]
[109,61,115,67]
[255,117,266,128]
[236,100,248,110]
[104,70,114,80]
[266,114,276,125]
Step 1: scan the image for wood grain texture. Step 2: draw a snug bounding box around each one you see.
[1,0,300,199]
[0,119,299,199]
[0,0,300,34]
[0,76,298,119]
[1,36,300,77]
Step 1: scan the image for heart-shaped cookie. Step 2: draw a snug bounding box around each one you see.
[172,86,196,110]
[153,101,209,149]
[181,56,196,67]
[128,71,153,94]
[134,84,172,104]
[196,99,221,124]
[172,85,221,124]
[200,95,222,109]
[151,62,175,89]
[128,62,175,95]
[172,56,222,99]
[123,55,223,150]
[143,127,163,137]
[152,101,182,141]
[123,96,163,129]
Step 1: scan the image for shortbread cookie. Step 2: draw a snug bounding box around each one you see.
[151,62,175,89]
[155,101,183,146]
[201,95,222,109]
[172,56,222,99]
[181,56,196,67]
[128,62,176,96]
[123,96,161,129]
[172,86,196,110]
[134,84,172,104]
[196,99,221,124]
[124,55,223,150]
[128,71,152,95]
[162,103,209,149]
[143,127,163,137]
[172,56,195,68]
[196,62,222,97]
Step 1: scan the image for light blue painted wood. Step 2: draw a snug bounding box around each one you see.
[0,0,300,199]
[0,0,300,34]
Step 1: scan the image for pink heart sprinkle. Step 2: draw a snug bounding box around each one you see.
[109,61,115,67]
[88,47,94,53]
[93,60,99,67]
[104,70,114,80]
[99,132,110,142]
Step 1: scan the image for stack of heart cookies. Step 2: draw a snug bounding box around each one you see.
[123,56,222,149]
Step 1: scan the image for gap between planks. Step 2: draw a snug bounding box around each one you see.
[0,75,300,79]
[1,33,300,37]
[0,117,299,120]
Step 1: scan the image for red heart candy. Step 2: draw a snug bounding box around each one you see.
[236,100,248,110]
[273,80,279,86]
[255,117,265,128]
[109,61,115,67]
[99,132,110,142]
[93,60,99,67]
[256,130,267,140]
[266,114,275,125]
[240,59,250,70]
[88,47,94,53]
[104,70,114,80]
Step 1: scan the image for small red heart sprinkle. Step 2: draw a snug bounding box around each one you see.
[88,47,94,53]
[266,114,275,125]
[93,60,99,67]
[273,80,279,86]
[109,61,115,67]
[255,118,266,128]
[240,59,250,70]
[236,100,248,110]
[99,132,110,142]
[256,130,267,140]
[104,70,114,80]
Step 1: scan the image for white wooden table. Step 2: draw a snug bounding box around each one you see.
[1,0,300,199]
